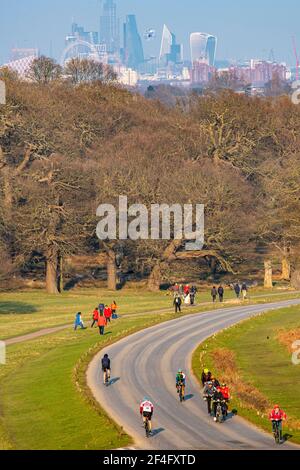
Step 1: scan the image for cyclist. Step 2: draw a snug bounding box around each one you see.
[201,368,212,386]
[203,381,216,415]
[218,383,230,415]
[140,397,154,434]
[269,405,287,442]
[101,353,111,385]
[176,369,186,400]
[212,387,226,422]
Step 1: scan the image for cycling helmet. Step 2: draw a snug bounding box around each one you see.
[104,354,108,358]
[222,383,227,387]
[143,397,150,402]
[204,368,209,374]
[178,369,183,373]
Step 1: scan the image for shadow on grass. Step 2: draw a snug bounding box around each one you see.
[0,301,37,315]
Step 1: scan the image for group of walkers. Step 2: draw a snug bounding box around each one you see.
[74,301,118,336]
[211,282,248,303]
[172,284,197,313]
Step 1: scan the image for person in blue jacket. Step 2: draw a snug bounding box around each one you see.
[74,312,86,330]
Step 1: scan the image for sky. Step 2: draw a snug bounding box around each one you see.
[0,0,300,65]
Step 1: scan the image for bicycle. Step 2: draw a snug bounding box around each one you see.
[144,415,150,438]
[214,399,227,423]
[178,383,185,403]
[272,420,282,444]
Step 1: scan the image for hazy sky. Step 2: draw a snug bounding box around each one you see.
[0,0,299,65]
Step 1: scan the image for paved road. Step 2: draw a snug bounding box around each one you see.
[87,299,300,450]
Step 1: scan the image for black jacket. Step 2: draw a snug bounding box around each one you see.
[102,357,110,370]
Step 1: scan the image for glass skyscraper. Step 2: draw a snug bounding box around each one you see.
[159,24,183,66]
[123,15,144,70]
[190,33,217,66]
[100,0,119,54]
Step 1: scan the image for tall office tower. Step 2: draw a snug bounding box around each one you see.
[100,0,119,54]
[123,15,144,70]
[159,24,183,66]
[190,33,217,66]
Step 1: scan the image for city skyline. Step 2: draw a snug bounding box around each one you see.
[0,0,300,66]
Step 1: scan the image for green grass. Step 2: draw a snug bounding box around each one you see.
[0,308,183,450]
[1,287,299,340]
[192,305,300,443]
[1,287,300,449]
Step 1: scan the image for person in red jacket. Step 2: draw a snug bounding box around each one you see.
[91,307,99,328]
[104,305,112,323]
[218,383,230,416]
[269,405,287,442]
[98,312,107,336]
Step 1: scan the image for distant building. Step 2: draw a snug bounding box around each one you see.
[100,0,119,54]
[122,15,144,71]
[63,23,108,65]
[4,55,37,79]
[10,48,39,62]
[115,65,139,87]
[190,33,217,66]
[224,60,288,87]
[191,61,215,84]
[159,24,183,66]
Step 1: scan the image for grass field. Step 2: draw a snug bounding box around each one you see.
[1,287,300,449]
[1,287,299,340]
[192,305,300,444]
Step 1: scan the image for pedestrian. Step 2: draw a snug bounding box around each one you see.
[98,303,105,315]
[174,295,182,313]
[218,285,224,303]
[179,284,184,298]
[91,307,99,328]
[241,283,248,300]
[104,305,112,323]
[234,283,241,299]
[111,300,118,319]
[184,284,190,297]
[190,291,195,306]
[98,311,107,336]
[74,312,86,331]
[211,286,217,303]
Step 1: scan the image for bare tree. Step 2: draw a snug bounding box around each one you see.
[27,56,62,84]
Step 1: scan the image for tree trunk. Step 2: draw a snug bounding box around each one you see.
[46,250,59,294]
[107,249,117,291]
[281,257,291,281]
[59,254,64,293]
[148,263,164,292]
[264,259,273,289]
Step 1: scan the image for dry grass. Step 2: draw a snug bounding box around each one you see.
[210,348,270,413]
[277,328,300,353]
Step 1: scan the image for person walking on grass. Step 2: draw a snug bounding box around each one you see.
[98,311,107,336]
[174,295,182,313]
[111,301,118,318]
[241,283,248,300]
[218,285,224,303]
[98,303,105,316]
[104,304,112,323]
[234,283,241,299]
[74,312,86,331]
[91,307,99,328]
[211,286,217,303]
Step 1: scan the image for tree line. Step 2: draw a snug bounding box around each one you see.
[1,57,300,293]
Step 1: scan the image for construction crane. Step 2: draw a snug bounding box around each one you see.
[292,36,299,81]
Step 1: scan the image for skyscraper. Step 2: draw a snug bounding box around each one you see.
[190,33,217,66]
[159,24,183,66]
[123,15,144,70]
[100,0,119,54]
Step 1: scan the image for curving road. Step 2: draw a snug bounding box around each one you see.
[87,300,300,450]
